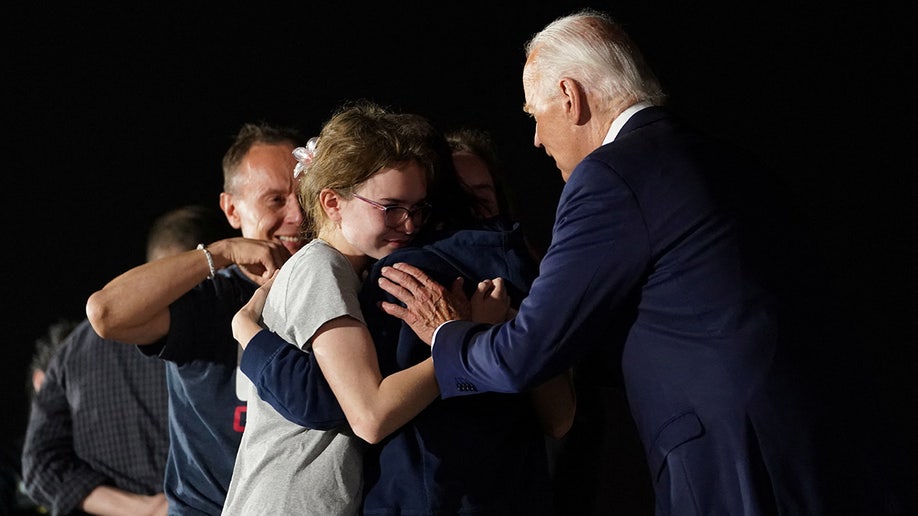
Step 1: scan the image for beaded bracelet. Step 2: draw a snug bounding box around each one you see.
[196,243,216,280]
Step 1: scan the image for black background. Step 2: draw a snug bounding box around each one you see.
[6,2,916,493]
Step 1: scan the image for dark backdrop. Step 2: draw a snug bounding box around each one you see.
[7,1,915,495]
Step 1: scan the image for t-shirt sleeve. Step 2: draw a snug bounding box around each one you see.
[263,243,364,351]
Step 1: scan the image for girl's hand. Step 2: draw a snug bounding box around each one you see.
[470,277,510,324]
[232,270,278,348]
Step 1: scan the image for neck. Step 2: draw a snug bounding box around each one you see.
[318,228,372,274]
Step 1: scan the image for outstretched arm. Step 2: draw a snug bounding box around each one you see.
[87,237,290,345]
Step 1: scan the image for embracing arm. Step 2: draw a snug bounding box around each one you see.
[233,273,347,429]
[309,275,513,442]
[239,330,347,429]
[312,318,439,444]
[87,237,290,345]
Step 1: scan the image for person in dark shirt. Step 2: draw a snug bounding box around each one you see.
[22,205,231,515]
[85,123,307,515]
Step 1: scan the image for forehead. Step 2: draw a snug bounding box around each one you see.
[522,81,540,115]
[359,161,428,200]
[233,143,297,192]
[521,50,540,107]
[243,142,296,171]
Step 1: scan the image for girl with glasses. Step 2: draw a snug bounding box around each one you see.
[224,101,574,515]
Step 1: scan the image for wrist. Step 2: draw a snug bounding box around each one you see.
[197,244,216,279]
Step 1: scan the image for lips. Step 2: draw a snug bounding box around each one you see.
[277,234,305,253]
[386,239,411,249]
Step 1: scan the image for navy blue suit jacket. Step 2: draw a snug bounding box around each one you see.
[431,107,899,514]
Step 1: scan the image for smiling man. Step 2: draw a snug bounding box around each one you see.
[86,122,307,515]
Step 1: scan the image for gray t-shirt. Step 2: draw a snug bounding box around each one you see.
[222,239,365,515]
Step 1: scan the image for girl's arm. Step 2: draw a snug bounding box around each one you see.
[311,317,439,444]
[233,273,438,439]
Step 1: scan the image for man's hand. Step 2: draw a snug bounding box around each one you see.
[209,237,292,285]
[378,263,469,345]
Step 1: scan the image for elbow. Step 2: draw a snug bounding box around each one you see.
[353,429,383,445]
[85,291,113,338]
[348,413,388,445]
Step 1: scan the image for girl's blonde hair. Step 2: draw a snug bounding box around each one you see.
[298,101,440,236]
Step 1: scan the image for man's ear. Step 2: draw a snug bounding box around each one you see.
[560,77,590,125]
[219,192,242,229]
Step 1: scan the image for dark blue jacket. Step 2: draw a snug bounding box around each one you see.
[430,107,902,514]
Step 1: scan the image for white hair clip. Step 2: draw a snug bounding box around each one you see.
[293,136,319,178]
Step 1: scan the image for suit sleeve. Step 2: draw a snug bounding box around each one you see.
[240,329,346,429]
[433,158,650,397]
[21,356,109,514]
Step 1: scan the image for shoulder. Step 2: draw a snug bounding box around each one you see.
[295,239,345,264]
[273,240,360,311]
[282,239,355,282]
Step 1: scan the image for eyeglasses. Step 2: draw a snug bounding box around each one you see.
[352,193,432,228]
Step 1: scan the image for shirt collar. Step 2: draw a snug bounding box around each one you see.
[602,101,653,145]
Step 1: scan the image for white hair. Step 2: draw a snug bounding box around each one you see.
[524,9,666,113]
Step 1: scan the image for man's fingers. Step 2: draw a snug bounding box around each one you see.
[380,265,418,291]
[378,275,413,304]
[391,261,427,278]
[381,264,450,300]
[253,267,279,286]
[379,300,409,321]
[390,262,444,291]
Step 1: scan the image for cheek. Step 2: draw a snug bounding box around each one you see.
[242,209,281,239]
[340,213,375,244]
[536,119,556,146]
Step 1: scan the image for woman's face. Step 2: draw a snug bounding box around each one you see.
[338,161,429,261]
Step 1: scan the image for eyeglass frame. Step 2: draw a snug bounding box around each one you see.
[351,193,433,228]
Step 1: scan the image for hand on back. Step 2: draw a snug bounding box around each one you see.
[378,262,470,345]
